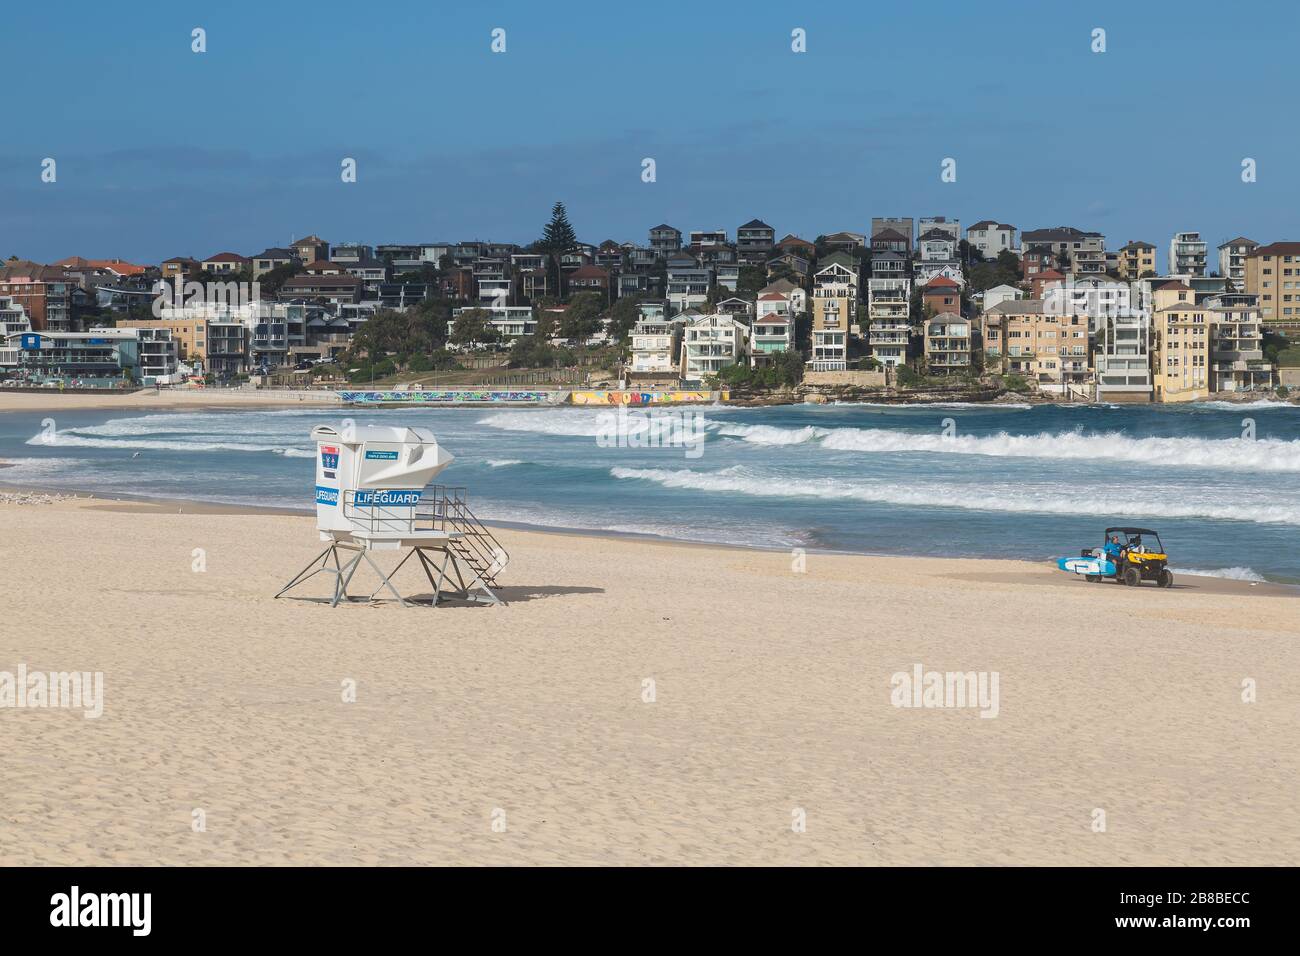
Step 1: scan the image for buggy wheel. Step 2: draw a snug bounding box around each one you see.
[1085,574,1101,583]
[1158,568,1173,588]
[1122,566,1141,588]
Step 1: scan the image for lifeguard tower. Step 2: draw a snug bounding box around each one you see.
[275,423,508,607]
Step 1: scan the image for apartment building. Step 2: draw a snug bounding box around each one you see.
[3,327,179,384]
[1021,247,1057,283]
[1168,231,1208,276]
[1071,248,1107,275]
[628,311,684,381]
[736,219,775,264]
[1205,292,1272,393]
[1117,241,1157,280]
[0,262,73,331]
[448,305,537,341]
[0,297,34,368]
[1094,310,1153,402]
[291,235,329,264]
[1218,237,1257,292]
[648,224,682,258]
[688,230,729,253]
[808,261,857,371]
[666,254,712,313]
[329,243,373,266]
[680,313,748,380]
[1041,275,1134,332]
[924,317,971,375]
[278,274,363,306]
[750,315,793,366]
[136,299,299,370]
[871,218,913,253]
[1152,281,1211,402]
[867,252,911,367]
[918,216,960,243]
[1243,241,1300,329]
[983,299,1090,395]
[1020,226,1105,268]
[966,220,1017,259]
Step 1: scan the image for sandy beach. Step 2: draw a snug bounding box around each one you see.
[1,493,1295,866]
[0,388,342,413]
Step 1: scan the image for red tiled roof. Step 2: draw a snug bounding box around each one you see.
[924,276,959,289]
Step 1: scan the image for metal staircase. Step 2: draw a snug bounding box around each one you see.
[419,486,509,601]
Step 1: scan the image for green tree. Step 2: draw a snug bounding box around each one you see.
[507,335,573,369]
[449,309,500,347]
[607,294,645,342]
[540,201,577,258]
[737,265,767,297]
[256,261,303,298]
[559,291,602,340]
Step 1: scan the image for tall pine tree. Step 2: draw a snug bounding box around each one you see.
[539,201,578,299]
[540,201,577,258]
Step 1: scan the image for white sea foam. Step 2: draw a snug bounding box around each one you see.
[1173,566,1268,582]
[713,423,1300,473]
[485,459,523,467]
[830,401,1034,410]
[1192,400,1296,410]
[28,431,315,458]
[478,410,609,437]
[609,466,1300,526]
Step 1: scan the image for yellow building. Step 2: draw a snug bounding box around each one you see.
[1243,241,1300,330]
[809,261,856,371]
[121,317,208,363]
[1117,241,1156,280]
[1151,282,1210,402]
[982,299,1090,396]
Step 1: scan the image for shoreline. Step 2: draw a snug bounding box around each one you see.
[1,477,1294,597]
[2,389,1294,414]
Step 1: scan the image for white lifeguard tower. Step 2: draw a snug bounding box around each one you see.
[275,423,508,606]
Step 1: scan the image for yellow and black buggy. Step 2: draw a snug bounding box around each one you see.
[1058,527,1174,587]
[1098,527,1173,588]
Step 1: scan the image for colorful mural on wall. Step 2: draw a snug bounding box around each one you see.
[338,390,560,405]
[569,390,725,406]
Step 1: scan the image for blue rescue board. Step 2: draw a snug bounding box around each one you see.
[1056,556,1116,576]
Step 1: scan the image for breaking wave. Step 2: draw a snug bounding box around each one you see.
[610,466,1300,525]
[713,423,1300,472]
[28,430,315,457]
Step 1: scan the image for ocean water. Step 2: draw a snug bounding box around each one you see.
[2,400,1299,583]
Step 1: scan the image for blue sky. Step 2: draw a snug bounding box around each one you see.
[3,0,1297,269]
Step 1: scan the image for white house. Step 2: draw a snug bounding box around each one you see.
[680,313,749,381]
[666,255,712,313]
[982,283,1023,312]
[750,315,793,367]
[966,221,1018,259]
[629,315,683,377]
